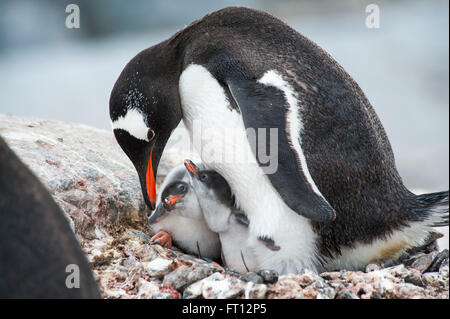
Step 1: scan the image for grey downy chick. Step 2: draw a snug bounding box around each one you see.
[148,164,221,260]
[184,160,281,273]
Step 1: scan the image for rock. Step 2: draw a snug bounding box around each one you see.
[386,283,428,299]
[135,279,161,299]
[0,114,149,244]
[244,282,268,299]
[298,270,322,287]
[162,264,218,291]
[426,249,449,273]
[404,269,425,287]
[301,283,336,299]
[335,289,359,299]
[183,280,204,299]
[383,264,409,278]
[239,272,264,284]
[320,271,341,281]
[144,257,174,279]
[201,273,246,299]
[257,269,279,284]
[365,263,382,272]
[421,272,447,289]
[410,252,439,273]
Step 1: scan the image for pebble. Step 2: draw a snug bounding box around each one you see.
[257,269,279,284]
[201,273,246,299]
[239,272,264,284]
[162,264,217,291]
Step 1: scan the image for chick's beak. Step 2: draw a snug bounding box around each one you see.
[148,204,166,224]
[165,194,184,208]
[184,159,199,179]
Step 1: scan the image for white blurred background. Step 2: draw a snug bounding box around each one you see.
[0,0,448,246]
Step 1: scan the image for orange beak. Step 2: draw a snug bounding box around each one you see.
[146,150,156,210]
[184,159,199,179]
[164,194,184,208]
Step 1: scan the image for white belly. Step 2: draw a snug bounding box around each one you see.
[152,215,221,260]
[179,64,319,273]
[220,224,258,274]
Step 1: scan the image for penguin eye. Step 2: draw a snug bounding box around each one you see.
[147,129,155,141]
[178,184,186,192]
[200,174,209,182]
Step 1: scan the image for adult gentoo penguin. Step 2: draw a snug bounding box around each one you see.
[110,7,449,273]
[148,164,221,260]
[0,136,100,298]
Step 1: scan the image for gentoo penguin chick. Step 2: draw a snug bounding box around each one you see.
[184,160,279,273]
[0,136,100,298]
[148,164,221,260]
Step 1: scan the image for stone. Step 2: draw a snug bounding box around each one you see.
[183,280,204,299]
[426,249,449,273]
[410,252,439,273]
[365,263,382,272]
[421,272,446,289]
[320,271,341,281]
[144,257,174,279]
[386,283,427,299]
[0,114,149,245]
[257,269,279,284]
[266,274,306,299]
[162,264,217,292]
[244,282,268,299]
[335,289,359,299]
[404,269,425,287]
[239,272,264,284]
[201,273,246,299]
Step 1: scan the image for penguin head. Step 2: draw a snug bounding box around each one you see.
[184,160,234,207]
[148,164,206,225]
[109,46,182,211]
[148,180,193,225]
[184,159,234,232]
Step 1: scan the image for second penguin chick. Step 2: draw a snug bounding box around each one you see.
[148,164,221,260]
[184,160,280,273]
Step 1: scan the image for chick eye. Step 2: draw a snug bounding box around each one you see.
[200,174,208,182]
[178,185,186,192]
[147,129,155,141]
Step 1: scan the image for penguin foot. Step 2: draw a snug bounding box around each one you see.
[212,262,226,273]
[202,257,225,273]
[151,230,172,248]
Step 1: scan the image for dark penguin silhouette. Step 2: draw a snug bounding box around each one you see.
[109,7,449,273]
[0,136,100,298]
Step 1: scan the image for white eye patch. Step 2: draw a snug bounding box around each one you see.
[112,108,149,142]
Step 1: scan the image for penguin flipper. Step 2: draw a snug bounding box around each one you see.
[227,80,336,222]
[231,210,250,227]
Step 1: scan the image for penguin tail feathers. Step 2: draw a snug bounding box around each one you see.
[414,190,449,227]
